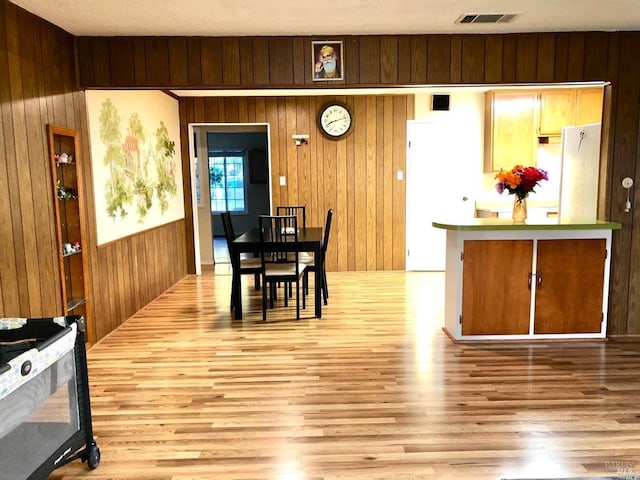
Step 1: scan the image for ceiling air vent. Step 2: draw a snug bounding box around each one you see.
[456,13,521,24]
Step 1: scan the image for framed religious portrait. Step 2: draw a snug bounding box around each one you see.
[312,41,344,82]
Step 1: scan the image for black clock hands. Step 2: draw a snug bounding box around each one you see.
[325,116,349,126]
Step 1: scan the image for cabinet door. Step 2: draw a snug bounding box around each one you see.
[534,239,605,334]
[484,91,538,172]
[538,89,576,135]
[576,87,604,126]
[462,240,533,335]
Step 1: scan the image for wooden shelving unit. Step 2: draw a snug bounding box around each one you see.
[47,125,92,341]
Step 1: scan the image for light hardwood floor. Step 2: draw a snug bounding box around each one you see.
[50,271,640,480]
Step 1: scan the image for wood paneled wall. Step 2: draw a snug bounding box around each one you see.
[3,0,640,337]
[180,95,411,273]
[75,32,640,336]
[1,0,85,319]
[0,1,188,343]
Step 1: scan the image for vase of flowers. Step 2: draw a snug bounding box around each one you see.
[495,165,548,223]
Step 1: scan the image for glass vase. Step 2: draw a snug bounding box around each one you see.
[512,196,527,223]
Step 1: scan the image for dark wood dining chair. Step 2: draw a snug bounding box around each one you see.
[220,211,261,310]
[275,205,307,298]
[303,208,333,305]
[258,214,307,321]
[276,205,306,228]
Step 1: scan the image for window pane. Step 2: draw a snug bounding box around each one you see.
[209,153,246,213]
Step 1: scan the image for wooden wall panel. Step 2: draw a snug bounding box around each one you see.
[410,36,427,84]
[461,35,485,84]
[380,36,399,84]
[553,33,570,82]
[4,0,640,338]
[201,37,223,86]
[109,37,135,86]
[168,37,188,87]
[501,34,517,83]
[536,33,556,83]
[397,36,412,84]
[449,36,462,83]
[583,32,610,81]
[359,37,381,84]
[609,33,640,334]
[427,35,451,84]
[93,221,187,340]
[187,37,202,85]
[1,1,188,344]
[344,37,360,84]
[132,38,146,86]
[567,32,586,81]
[145,37,170,86]
[484,35,503,83]
[516,33,538,82]
[178,94,410,275]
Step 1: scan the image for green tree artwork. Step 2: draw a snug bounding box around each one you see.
[99,99,179,222]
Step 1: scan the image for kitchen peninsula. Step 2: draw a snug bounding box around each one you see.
[433,218,621,342]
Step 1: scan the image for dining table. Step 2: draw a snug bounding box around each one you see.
[231,226,324,320]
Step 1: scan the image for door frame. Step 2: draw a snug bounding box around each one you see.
[188,122,272,274]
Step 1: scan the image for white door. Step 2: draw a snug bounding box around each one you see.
[405,122,452,271]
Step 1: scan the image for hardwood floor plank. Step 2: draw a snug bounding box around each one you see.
[48,271,640,480]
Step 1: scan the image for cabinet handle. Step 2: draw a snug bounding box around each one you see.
[537,273,543,289]
[528,273,534,290]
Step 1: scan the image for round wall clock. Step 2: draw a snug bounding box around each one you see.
[318,102,353,139]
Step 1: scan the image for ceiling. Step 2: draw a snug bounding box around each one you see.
[9,0,640,37]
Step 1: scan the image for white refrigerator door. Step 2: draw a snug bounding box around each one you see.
[559,123,601,221]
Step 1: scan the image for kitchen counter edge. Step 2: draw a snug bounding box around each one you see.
[432,218,622,231]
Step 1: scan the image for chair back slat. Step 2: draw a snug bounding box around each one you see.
[259,215,299,265]
[276,206,306,228]
[322,209,333,257]
[220,211,238,268]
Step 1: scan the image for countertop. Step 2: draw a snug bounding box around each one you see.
[432,218,622,231]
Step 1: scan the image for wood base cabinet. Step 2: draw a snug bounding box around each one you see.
[534,239,605,334]
[47,125,92,342]
[436,220,619,342]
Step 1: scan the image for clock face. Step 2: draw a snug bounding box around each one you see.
[318,103,353,139]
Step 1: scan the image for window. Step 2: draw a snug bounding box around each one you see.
[209,151,246,212]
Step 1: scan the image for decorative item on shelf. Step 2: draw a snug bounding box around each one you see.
[56,179,78,200]
[495,165,548,223]
[54,152,73,164]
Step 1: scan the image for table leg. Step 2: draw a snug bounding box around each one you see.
[314,245,322,318]
[231,252,243,320]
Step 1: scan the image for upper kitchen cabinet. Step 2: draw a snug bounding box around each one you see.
[576,87,604,126]
[484,90,538,172]
[484,86,605,172]
[538,89,576,136]
[538,87,604,135]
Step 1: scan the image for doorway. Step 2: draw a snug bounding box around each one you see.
[190,123,271,273]
[405,117,478,271]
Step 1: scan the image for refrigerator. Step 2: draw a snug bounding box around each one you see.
[558,123,602,221]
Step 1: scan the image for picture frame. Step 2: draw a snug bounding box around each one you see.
[312,41,344,82]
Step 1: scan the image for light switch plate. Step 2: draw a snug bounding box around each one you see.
[279,176,286,186]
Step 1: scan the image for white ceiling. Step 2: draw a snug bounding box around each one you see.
[9,0,640,37]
